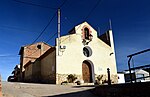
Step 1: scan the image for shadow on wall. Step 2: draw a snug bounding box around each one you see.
[42,89,97,97]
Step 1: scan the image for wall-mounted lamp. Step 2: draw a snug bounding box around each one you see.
[110,52,114,56]
[60,45,66,52]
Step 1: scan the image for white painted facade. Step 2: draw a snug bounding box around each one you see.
[55,22,118,84]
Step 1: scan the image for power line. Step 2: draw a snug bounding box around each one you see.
[9,0,68,59]
[25,0,68,56]
[37,0,67,43]
[61,0,102,43]
[0,25,38,34]
[75,0,102,32]
[0,55,19,58]
[58,0,68,8]
[84,0,102,20]
[25,32,57,58]
[32,0,68,44]
[46,32,57,43]
[13,0,57,10]
[24,49,39,58]
[32,12,57,44]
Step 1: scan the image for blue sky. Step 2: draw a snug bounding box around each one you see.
[0,0,150,81]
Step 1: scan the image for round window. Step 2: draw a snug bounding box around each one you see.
[83,46,92,57]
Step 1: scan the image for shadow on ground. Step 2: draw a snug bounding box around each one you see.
[42,89,97,97]
[93,82,150,97]
[72,85,96,88]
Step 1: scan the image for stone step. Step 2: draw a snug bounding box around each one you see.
[80,83,94,85]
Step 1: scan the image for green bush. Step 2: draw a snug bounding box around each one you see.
[97,75,103,81]
[95,75,103,85]
[67,74,77,83]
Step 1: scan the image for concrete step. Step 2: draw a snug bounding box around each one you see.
[80,83,94,85]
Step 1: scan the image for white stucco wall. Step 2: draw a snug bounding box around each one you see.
[56,22,117,83]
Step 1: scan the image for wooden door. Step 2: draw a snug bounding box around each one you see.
[82,63,91,83]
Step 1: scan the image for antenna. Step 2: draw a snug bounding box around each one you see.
[109,19,112,30]
[98,27,100,36]
[58,8,60,55]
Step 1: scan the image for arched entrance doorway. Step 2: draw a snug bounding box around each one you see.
[82,60,95,83]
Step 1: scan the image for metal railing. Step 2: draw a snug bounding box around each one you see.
[127,49,150,83]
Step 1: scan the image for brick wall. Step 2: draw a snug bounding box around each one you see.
[22,42,51,72]
[20,42,51,81]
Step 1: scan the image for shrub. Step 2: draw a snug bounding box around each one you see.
[95,75,103,85]
[61,81,68,85]
[97,75,103,81]
[67,74,77,83]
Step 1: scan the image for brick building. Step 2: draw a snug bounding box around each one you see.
[19,42,51,81]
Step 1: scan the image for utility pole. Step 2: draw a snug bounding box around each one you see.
[58,8,60,55]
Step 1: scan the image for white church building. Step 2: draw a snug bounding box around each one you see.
[55,22,118,84]
[22,21,118,84]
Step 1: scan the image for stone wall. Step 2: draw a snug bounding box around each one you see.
[95,74,118,85]
[56,73,118,85]
[56,73,82,84]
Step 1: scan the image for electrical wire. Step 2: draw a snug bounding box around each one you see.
[61,0,102,43]
[13,0,57,10]
[32,12,57,44]
[24,49,39,58]
[0,55,19,58]
[12,0,68,45]
[46,32,57,43]
[84,0,102,20]
[42,0,68,45]
[58,0,68,8]
[23,0,68,57]
[32,0,68,44]
[76,0,102,31]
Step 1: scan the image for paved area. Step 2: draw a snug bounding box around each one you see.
[0,75,2,97]
[2,82,98,97]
